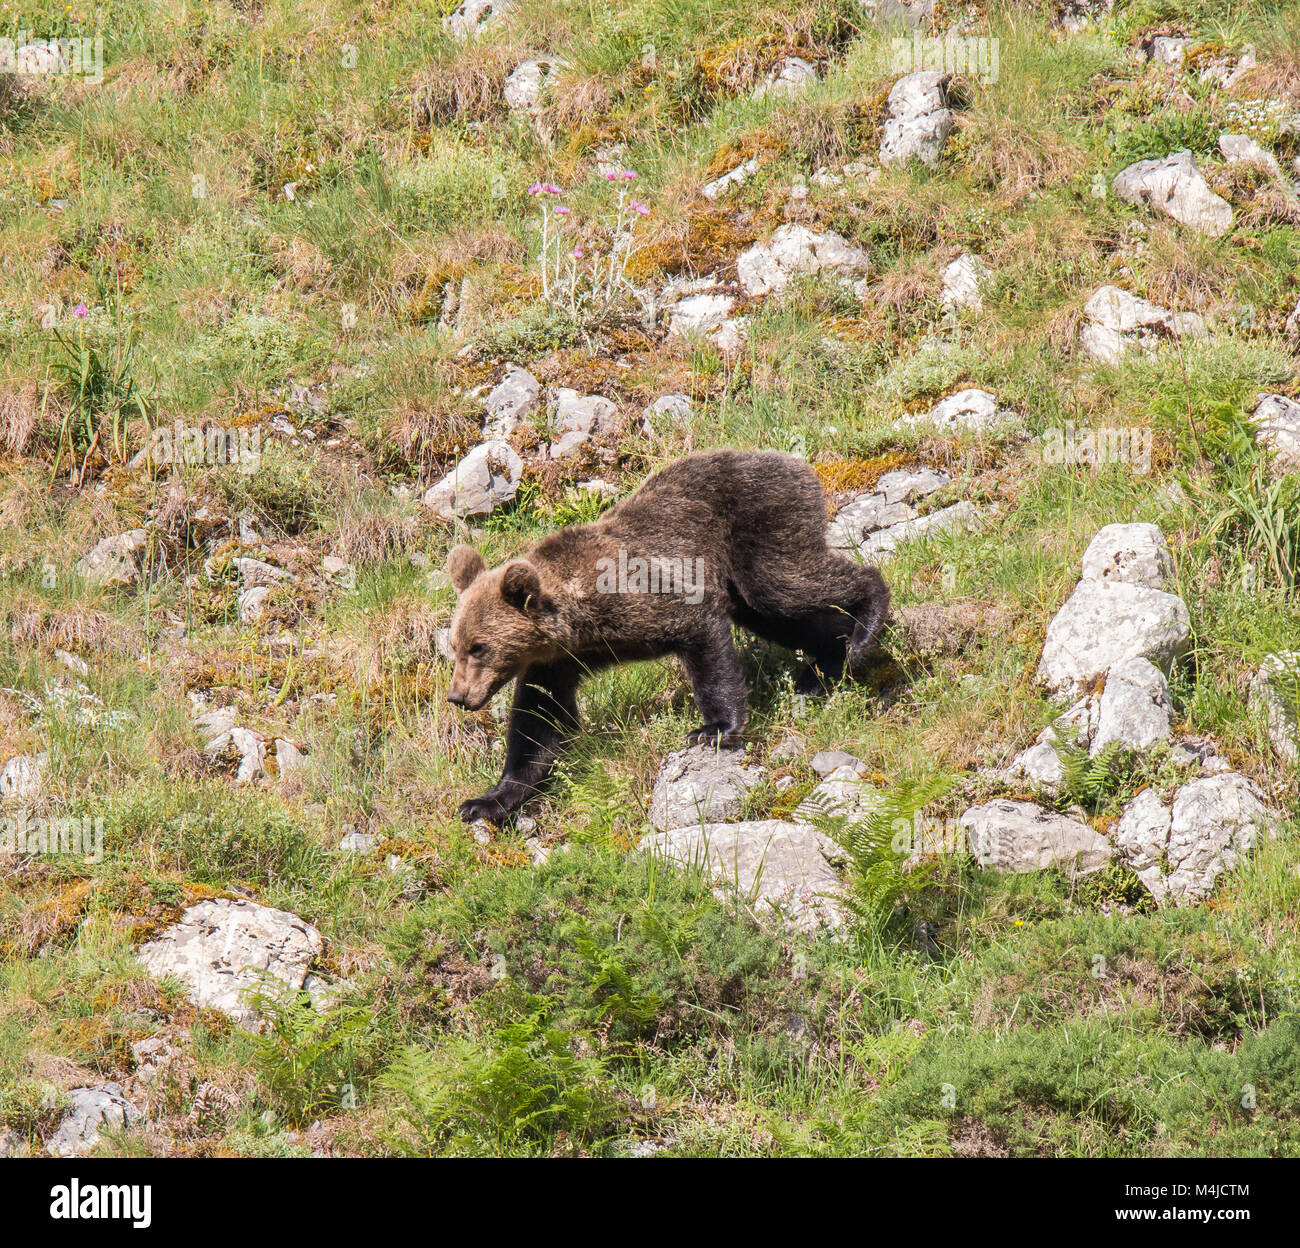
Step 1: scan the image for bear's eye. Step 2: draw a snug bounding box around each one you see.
[468,642,487,659]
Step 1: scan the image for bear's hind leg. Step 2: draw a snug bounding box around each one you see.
[679,617,748,748]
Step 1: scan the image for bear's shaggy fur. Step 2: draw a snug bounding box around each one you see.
[445,449,889,823]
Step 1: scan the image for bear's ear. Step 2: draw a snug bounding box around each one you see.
[447,545,487,595]
[500,560,551,615]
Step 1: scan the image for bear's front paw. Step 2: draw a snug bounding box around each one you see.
[458,791,516,825]
[685,723,744,749]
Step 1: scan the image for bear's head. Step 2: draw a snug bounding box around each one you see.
[444,544,561,710]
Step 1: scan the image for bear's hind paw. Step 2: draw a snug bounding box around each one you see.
[685,723,745,749]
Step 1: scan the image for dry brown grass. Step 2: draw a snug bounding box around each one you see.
[627,204,769,281]
[1241,17,1300,106]
[954,113,1086,199]
[1140,227,1240,313]
[0,382,41,457]
[336,508,420,565]
[411,39,519,126]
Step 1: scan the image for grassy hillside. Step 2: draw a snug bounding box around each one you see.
[0,0,1298,1157]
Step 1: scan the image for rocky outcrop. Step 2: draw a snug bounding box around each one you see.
[753,57,817,101]
[1113,151,1233,236]
[1090,657,1175,755]
[443,0,511,41]
[638,820,846,933]
[137,898,324,1025]
[482,365,540,438]
[961,800,1112,875]
[1115,773,1273,905]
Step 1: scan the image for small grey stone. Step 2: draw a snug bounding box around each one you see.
[483,365,540,437]
[47,1084,142,1157]
[810,750,864,778]
[649,745,765,832]
[421,441,523,520]
[75,530,148,587]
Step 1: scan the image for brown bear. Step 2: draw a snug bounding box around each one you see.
[445,449,889,823]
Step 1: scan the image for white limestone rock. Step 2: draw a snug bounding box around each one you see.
[1113,150,1233,237]
[1250,651,1300,761]
[47,1084,142,1157]
[1079,285,1205,363]
[1250,394,1300,472]
[483,365,540,437]
[638,819,846,933]
[547,389,618,459]
[1038,579,1191,695]
[649,745,765,832]
[858,501,984,562]
[753,57,818,101]
[737,224,871,298]
[1091,657,1175,755]
[1115,774,1273,905]
[961,800,1112,876]
[880,109,954,168]
[137,898,323,1025]
[0,752,46,801]
[1080,522,1175,591]
[75,530,148,587]
[443,0,511,41]
[894,388,1016,434]
[941,253,991,311]
[421,440,523,519]
[701,158,759,201]
[1218,133,1283,180]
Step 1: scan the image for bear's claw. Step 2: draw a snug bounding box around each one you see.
[685,724,744,749]
[458,792,517,824]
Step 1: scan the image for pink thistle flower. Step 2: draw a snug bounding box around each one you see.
[73,303,88,318]
[620,170,637,180]
[527,183,543,195]
[629,200,650,215]
[604,170,618,181]
[554,205,571,215]
[543,183,562,195]
[572,246,583,258]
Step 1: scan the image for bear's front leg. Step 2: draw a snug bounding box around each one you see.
[458,660,580,825]
[679,618,748,749]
